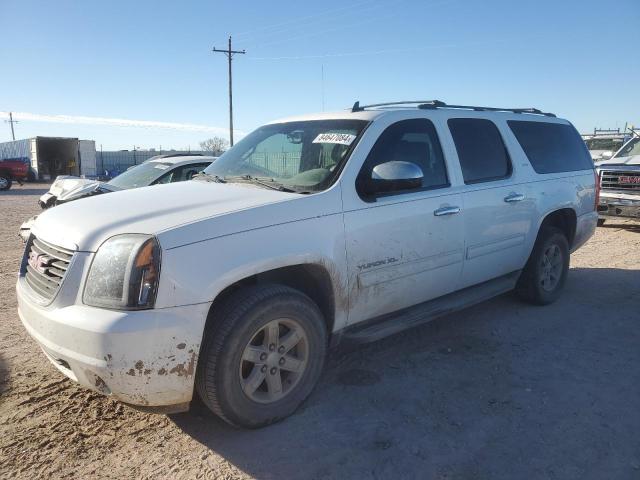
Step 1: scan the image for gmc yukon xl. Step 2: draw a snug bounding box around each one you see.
[17,101,598,427]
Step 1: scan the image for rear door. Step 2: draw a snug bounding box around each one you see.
[447,118,536,288]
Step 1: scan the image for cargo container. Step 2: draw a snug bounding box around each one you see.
[0,137,96,180]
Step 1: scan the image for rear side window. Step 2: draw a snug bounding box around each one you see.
[508,121,593,174]
[359,118,449,193]
[448,118,512,184]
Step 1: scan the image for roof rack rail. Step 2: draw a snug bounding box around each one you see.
[352,100,444,112]
[351,100,556,117]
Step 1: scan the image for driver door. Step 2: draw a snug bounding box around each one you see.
[343,118,465,325]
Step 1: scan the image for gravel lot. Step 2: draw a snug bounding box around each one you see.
[1,183,639,480]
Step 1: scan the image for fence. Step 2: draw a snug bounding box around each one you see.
[97,148,335,179]
[96,150,208,177]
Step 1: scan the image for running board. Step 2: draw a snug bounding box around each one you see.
[337,271,521,346]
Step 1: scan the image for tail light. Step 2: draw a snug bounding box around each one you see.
[594,169,601,210]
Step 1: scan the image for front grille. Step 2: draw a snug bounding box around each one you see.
[24,236,75,301]
[600,170,640,192]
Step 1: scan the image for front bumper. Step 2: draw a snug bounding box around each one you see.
[17,277,210,410]
[597,192,640,220]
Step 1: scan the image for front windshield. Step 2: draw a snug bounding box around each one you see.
[203,119,369,192]
[615,137,640,158]
[107,162,171,189]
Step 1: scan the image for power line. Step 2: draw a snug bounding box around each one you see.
[250,43,458,61]
[253,0,408,50]
[212,36,246,146]
[249,33,544,61]
[215,0,377,45]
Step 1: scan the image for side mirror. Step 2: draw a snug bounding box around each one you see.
[599,151,613,160]
[361,161,423,195]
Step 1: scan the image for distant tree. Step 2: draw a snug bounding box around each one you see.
[199,137,229,156]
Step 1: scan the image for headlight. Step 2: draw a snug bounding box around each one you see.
[83,234,161,310]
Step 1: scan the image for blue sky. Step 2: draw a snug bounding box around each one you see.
[1,0,638,149]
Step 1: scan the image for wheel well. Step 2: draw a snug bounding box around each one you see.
[0,169,11,178]
[204,264,336,336]
[540,208,577,247]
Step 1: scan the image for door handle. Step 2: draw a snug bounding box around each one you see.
[504,193,525,203]
[434,206,461,216]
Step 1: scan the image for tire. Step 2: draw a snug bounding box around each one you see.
[0,174,11,191]
[597,218,606,227]
[516,226,569,305]
[196,284,327,428]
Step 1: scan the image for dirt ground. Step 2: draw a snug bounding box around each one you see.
[0,183,639,480]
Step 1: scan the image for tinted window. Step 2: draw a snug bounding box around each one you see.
[448,118,512,184]
[358,119,448,195]
[508,121,593,173]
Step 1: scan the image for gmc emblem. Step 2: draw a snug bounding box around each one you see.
[619,176,640,184]
[28,251,52,273]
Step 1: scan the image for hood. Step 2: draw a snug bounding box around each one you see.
[49,176,103,198]
[31,180,296,251]
[595,155,640,167]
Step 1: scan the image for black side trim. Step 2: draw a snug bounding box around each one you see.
[333,271,521,347]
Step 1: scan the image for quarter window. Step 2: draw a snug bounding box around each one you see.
[448,118,512,184]
[508,121,593,173]
[358,118,449,196]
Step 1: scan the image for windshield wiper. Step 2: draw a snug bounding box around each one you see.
[193,172,226,183]
[225,175,299,193]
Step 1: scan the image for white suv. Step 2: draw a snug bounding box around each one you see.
[17,101,598,427]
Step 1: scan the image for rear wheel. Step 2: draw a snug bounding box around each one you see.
[516,226,569,305]
[597,218,606,227]
[196,284,327,428]
[0,174,11,191]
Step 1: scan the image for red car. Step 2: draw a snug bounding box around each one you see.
[0,158,29,190]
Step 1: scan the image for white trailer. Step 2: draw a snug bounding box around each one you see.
[0,137,97,180]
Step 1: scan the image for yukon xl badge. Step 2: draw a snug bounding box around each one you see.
[357,257,398,271]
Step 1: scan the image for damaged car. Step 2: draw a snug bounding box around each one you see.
[16,101,597,428]
[19,154,216,241]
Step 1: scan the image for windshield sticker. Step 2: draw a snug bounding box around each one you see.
[312,133,357,146]
[153,164,170,170]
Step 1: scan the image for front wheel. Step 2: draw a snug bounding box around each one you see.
[196,284,327,428]
[516,226,569,305]
[597,218,606,227]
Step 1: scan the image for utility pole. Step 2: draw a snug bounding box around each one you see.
[5,112,18,141]
[212,36,245,146]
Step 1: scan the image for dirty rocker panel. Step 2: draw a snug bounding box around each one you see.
[336,270,521,346]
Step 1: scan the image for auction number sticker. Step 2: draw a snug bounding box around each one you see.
[312,133,357,146]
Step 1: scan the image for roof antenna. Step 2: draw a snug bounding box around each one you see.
[351,101,361,112]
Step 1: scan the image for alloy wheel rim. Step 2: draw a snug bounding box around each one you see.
[0,177,8,189]
[239,318,308,404]
[539,244,563,292]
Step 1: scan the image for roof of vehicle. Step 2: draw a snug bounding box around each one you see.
[269,100,568,125]
[145,155,217,166]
